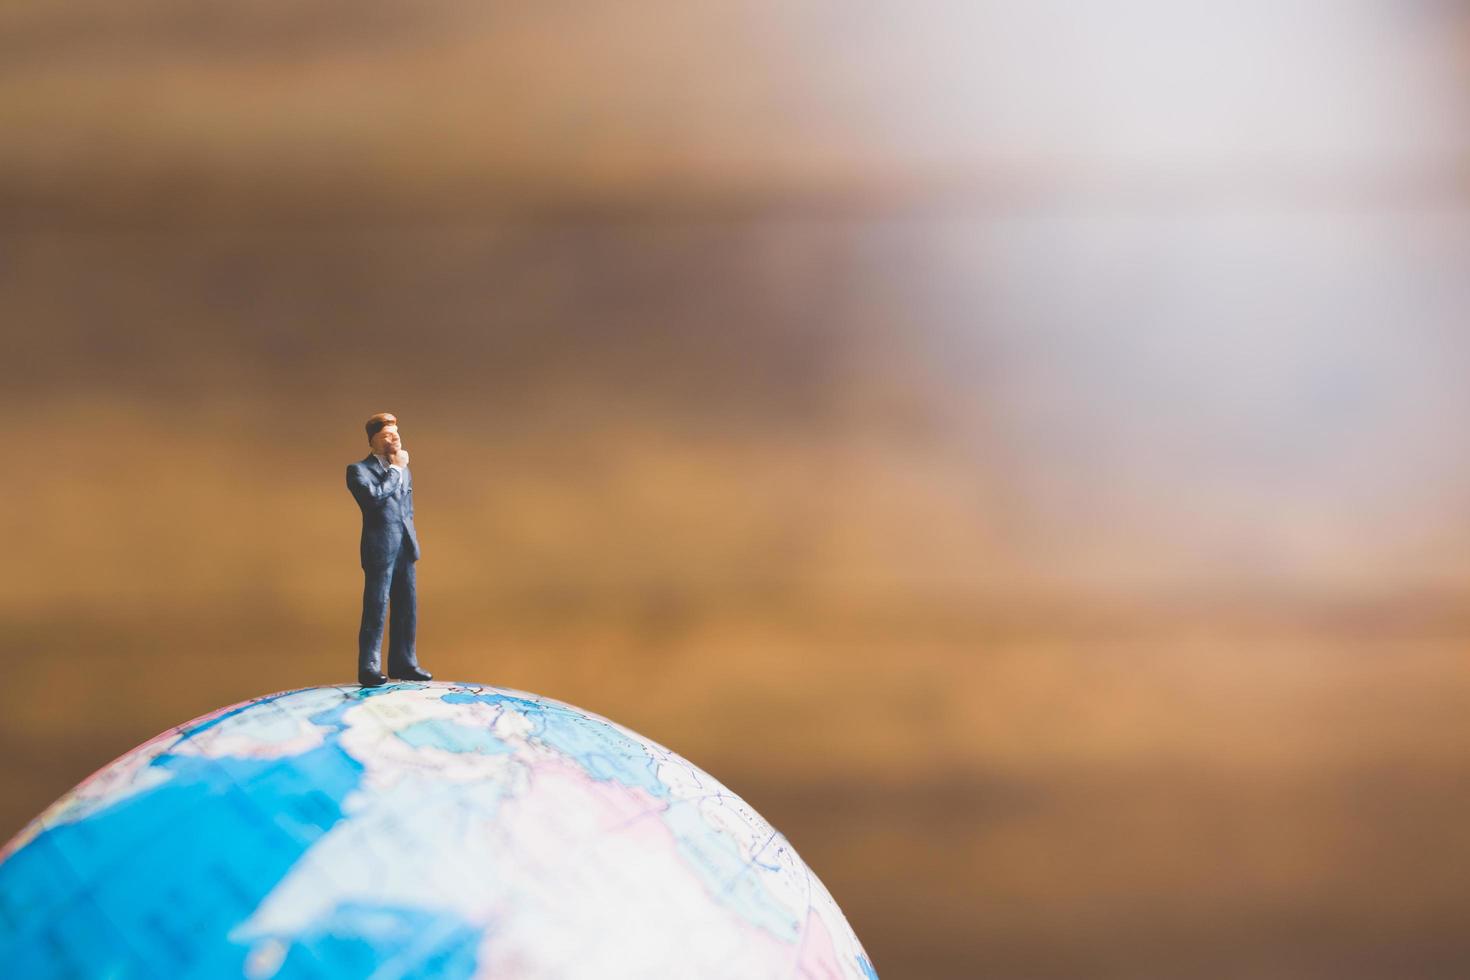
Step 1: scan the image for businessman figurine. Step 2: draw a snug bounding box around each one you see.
[347,413,432,687]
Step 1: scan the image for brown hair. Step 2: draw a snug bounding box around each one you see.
[365,412,398,443]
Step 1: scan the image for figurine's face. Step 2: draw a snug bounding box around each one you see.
[371,424,401,457]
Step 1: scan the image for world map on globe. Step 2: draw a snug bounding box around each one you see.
[0,682,876,978]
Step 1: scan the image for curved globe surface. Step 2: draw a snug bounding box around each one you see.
[0,682,876,978]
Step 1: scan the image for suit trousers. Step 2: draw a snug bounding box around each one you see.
[358,543,418,675]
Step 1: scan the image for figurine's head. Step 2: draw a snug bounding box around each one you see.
[365,413,401,457]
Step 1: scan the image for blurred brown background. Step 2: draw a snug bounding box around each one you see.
[5,2,1470,976]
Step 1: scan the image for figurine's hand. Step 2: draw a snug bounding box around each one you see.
[392,448,410,468]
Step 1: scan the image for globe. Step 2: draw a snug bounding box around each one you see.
[0,682,877,978]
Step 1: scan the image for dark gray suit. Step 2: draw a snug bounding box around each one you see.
[347,454,422,675]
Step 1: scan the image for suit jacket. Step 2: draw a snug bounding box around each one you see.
[346,454,421,569]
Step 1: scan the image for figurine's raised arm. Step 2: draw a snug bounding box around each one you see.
[346,463,404,505]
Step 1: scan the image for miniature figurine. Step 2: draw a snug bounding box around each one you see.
[347,413,432,687]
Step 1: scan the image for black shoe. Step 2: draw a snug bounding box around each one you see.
[358,669,388,687]
[388,664,433,682]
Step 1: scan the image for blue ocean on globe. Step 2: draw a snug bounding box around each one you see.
[0,682,877,979]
